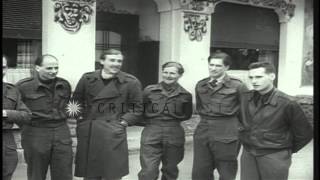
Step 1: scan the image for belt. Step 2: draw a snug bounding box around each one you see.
[200,115,238,121]
[30,120,66,128]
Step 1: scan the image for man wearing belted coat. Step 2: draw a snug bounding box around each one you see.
[72,49,143,180]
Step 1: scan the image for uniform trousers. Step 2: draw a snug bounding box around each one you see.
[21,124,73,180]
[3,132,18,180]
[192,119,240,180]
[138,122,185,180]
[240,148,292,180]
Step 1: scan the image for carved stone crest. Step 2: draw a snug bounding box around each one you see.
[184,12,209,41]
[52,0,95,33]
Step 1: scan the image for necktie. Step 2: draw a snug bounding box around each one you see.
[209,79,217,88]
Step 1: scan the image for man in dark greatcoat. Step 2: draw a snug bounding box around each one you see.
[73,49,143,180]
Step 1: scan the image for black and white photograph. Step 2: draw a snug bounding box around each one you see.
[2,0,315,180]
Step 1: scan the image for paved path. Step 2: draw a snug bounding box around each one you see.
[12,139,313,180]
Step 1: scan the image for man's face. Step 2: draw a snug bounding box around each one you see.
[100,54,123,74]
[162,66,181,85]
[36,56,59,80]
[208,58,229,79]
[248,67,275,93]
[3,57,8,76]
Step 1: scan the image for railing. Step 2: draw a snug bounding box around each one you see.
[4,68,32,84]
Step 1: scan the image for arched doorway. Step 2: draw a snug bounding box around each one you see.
[96,12,139,76]
[211,2,280,86]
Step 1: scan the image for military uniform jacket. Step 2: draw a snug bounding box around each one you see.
[3,82,31,151]
[143,83,193,122]
[17,75,71,128]
[72,70,143,179]
[3,82,31,129]
[239,88,313,155]
[195,74,244,118]
[195,74,245,142]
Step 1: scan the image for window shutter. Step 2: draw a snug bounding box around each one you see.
[2,0,42,39]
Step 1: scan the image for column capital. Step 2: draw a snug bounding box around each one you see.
[153,0,182,12]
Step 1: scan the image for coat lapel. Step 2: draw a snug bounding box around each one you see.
[93,81,121,100]
[88,71,121,101]
[210,83,223,94]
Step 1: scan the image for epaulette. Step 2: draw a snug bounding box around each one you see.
[82,71,97,82]
[16,77,34,85]
[123,73,138,81]
[229,76,243,82]
[276,90,295,101]
[198,77,210,83]
[144,84,161,91]
[83,71,95,76]
[197,77,210,86]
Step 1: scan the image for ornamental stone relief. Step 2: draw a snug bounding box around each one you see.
[181,0,295,22]
[183,12,209,41]
[52,0,95,33]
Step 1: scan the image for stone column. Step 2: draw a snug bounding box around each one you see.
[277,0,312,95]
[42,0,96,89]
[154,0,214,95]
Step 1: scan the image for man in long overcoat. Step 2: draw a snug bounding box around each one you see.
[73,49,143,180]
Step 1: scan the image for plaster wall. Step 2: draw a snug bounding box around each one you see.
[278,0,312,95]
[42,0,96,90]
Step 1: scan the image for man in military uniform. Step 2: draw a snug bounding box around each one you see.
[72,49,143,180]
[138,62,193,180]
[192,51,246,180]
[3,55,31,180]
[239,61,313,180]
[17,54,73,180]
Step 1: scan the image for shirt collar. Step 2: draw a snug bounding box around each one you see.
[248,88,278,106]
[34,73,66,90]
[150,82,189,95]
[210,73,225,83]
[93,70,126,83]
[209,74,234,88]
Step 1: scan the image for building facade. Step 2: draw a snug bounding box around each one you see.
[3,0,314,97]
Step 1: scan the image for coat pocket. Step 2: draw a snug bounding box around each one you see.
[263,132,291,145]
[24,93,49,110]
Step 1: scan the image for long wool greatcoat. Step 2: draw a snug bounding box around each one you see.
[72,70,143,179]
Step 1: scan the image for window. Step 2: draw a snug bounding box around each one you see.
[3,38,41,83]
[95,31,121,69]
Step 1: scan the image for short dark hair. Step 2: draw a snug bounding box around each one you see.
[248,61,276,74]
[208,51,232,67]
[162,61,184,75]
[100,49,123,60]
[35,54,58,66]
